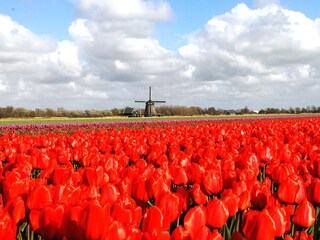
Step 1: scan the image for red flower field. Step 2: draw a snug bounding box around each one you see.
[0,116,319,239]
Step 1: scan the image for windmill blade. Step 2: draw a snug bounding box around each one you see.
[135,100,147,103]
[149,86,152,101]
[153,101,166,103]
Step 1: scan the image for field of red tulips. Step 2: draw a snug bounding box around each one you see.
[0,116,319,239]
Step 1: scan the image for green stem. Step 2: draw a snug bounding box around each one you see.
[235,211,242,232]
[224,222,231,240]
[291,221,295,237]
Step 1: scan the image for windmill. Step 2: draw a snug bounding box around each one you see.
[135,86,166,117]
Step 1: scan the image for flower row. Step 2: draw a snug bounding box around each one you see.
[0,117,319,239]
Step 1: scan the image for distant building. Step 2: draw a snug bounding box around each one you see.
[122,107,140,117]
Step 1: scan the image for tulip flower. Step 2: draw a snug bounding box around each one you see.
[265,206,287,237]
[61,206,83,240]
[27,181,53,210]
[292,199,316,228]
[292,230,314,240]
[170,165,188,186]
[37,204,65,240]
[100,182,120,205]
[5,196,25,225]
[171,226,191,240]
[201,169,223,195]
[238,190,251,211]
[175,186,191,212]
[307,177,320,204]
[271,163,296,184]
[250,179,271,210]
[0,208,16,240]
[2,169,30,203]
[101,221,127,240]
[206,197,229,229]
[83,166,104,186]
[210,229,224,240]
[187,163,204,184]
[190,183,208,205]
[141,206,165,237]
[277,174,306,204]
[132,175,149,202]
[184,205,206,238]
[155,191,180,229]
[111,199,142,228]
[51,166,71,185]
[79,200,107,240]
[221,189,239,217]
[242,210,276,240]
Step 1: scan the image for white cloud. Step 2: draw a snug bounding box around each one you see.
[177,3,320,109]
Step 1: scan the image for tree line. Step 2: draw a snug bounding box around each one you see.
[0,105,320,118]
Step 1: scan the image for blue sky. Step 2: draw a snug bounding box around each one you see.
[1,0,320,110]
[0,0,74,40]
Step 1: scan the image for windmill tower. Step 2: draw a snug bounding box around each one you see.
[135,87,166,117]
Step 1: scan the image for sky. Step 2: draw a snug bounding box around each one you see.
[0,0,320,111]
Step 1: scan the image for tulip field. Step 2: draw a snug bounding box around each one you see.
[0,116,320,239]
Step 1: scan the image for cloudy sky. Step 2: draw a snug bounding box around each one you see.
[0,0,320,111]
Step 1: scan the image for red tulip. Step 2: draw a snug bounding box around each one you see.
[141,206,165,237]
[231,231,245,240]
[250,178,271,210]
[292,230,314,240]
[222,169,237,189]
[187,163,204,184]
[221,189,239,217]
[83,166,104,186]
[206,197,229,229]
[277,174,306,204]
[29,209,41,233]
[242,210,276,240]
[175,186,191,212]
[265,206,287,237]
[156,191,180,229]
[184,205,206,238]
[209,229,224,240]
[37,204,65,240]
[308,158,320,178]
[51,166,71,185]
[27,181,53,210]
[284,204,296,232]
[101,221,127,240]
[132,175,149,202]
[79,200,107,240]
[190,183,208,205]
[292,199,316,228]
[145,174,170,200]
[0,208,16,240]
[61,206,83,240]
[307,177,320,204]
[201,169,223,195]
[5,196,25,225]
[271,163,295,184]
[111,201,142,228]
[193,226,211,239]
[2,169,30,203]
[238,190,251,211]
[100,182,120,205]
[170,226,191,240]
[170,165,188,185]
